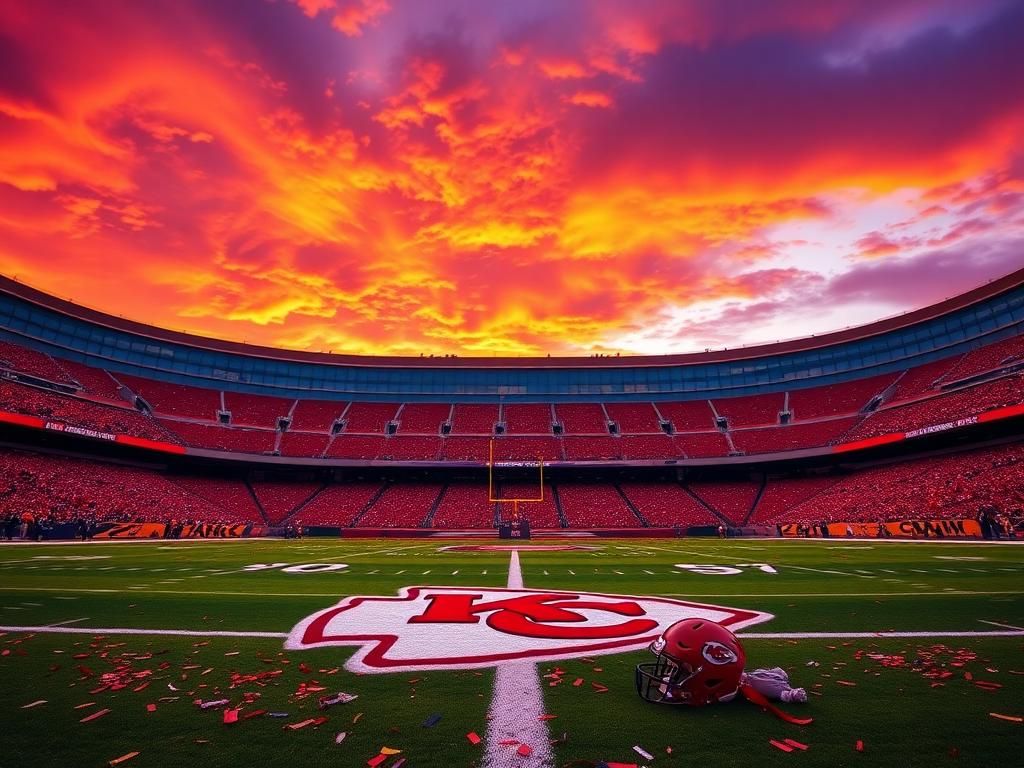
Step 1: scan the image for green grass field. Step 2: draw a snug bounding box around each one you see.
[1,537,1022,768]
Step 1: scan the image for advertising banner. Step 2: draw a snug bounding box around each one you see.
[821,519,981,539]
[93,522,168,539]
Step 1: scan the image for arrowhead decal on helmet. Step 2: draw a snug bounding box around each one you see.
[286,586,773,674]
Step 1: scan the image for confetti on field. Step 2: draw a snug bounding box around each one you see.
[467,731,482,745]
[422,713,442,728]
[335,732,347,744]
[784,739,809,750]
[633,745,654,760]
[855,739,865,752]
[80,708,111,723]
[974,681,1003,691]
[21,700,46,708]
[108,752,140,766]
[770,740,794,752]
[517,744,533,756]
[989,713,1023,723]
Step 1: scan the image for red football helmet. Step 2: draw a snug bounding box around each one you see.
[635,618,746,705]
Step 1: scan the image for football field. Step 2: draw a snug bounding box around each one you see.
[1,537,1022,768]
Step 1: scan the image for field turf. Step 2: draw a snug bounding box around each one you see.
[1,537,1022,767]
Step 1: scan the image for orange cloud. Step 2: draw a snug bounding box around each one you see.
[290,0,391,37]
[566,90,613,108]
[0,0,1021,358]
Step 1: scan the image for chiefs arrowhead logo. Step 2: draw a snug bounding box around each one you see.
[285,586,773,673]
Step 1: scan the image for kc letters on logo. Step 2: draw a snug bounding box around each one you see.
[286,586,772,673]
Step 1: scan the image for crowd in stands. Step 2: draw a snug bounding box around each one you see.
[844,374,1023,441]
[767,443,1024,530]
[116,374,222,420]
[618,482,718,527]
[1,440,1021,535]
[294,482,383,527]
[356,482,444,527]
[251,480,323,525]
[0,449,250,536]
[0,333,1021,464]
[748,476,840,525]
[556,483,642,527]
[0,379,176,442]
[494,482,563,528]
[689,481,761,526]
[0,340,73,382]
[731,418,859,455]
[787,373,897,419]
[941,333,1024,382]
[431,483,494,528]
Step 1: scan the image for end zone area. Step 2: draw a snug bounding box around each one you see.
[2,538,1022,767]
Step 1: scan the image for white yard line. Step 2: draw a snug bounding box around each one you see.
[300,543,437,563]
[483,550,553,768]
[786,565,875,579]
[979,619,1024,631]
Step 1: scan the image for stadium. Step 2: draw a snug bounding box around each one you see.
[2,2,1023,767]
[1,271,1023,539]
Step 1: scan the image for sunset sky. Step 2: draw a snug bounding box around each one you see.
[1,0,1022,357]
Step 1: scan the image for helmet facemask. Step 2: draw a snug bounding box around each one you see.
[634,640,700,704]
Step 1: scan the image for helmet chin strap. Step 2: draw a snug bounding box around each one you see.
[740,682,814,725]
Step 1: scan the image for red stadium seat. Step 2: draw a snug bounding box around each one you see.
[688,481,760,525]
[556,483,642,527]
[288,399,348,431]
[396,403,451,433]
[604,402,662,433]
[619,482,719,527]
[554,403,609,434]
[712,392,784,428]
[449,404,498,434]
[223,392,295,428]
[115,374,222,421]
[502,403,555,434]
[358,483,444,527]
